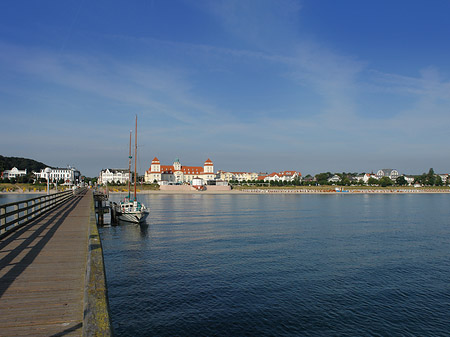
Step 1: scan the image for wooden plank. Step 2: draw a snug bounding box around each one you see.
[0,191,92,337]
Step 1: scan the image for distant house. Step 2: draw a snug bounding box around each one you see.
[303,176,315,183]
[98,169,130,185]
[438,174,449,184]
[354,173,374,184]
[327,175,341,183]
[404,175,415,186]
[260,171,302,183]
[218,170,259,182]
[2,167,27,179]
[376,169,399,181]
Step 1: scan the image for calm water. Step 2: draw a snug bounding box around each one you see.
[100,194,450,336]
[0,193,44,205]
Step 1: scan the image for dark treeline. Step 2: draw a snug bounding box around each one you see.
[0,156,49,184]
[0,155,47,173]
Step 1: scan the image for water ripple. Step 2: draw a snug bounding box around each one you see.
[101,194,450,336]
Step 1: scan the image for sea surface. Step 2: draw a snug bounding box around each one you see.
[0,193,44,205]
[100,193,449,336]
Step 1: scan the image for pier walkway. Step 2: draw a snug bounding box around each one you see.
[0,190,110,336]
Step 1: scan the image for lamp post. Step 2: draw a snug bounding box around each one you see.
[44,167,52,195]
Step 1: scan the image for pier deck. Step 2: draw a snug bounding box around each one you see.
[0,190,92,336]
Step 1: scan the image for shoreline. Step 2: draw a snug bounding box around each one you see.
[2,189,450,195]
[108,189,450,195]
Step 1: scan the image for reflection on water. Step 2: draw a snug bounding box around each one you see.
[100,194,450,337]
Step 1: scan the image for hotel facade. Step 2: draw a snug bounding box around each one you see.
[218,171,260,182]
[35,166,81,185]
[98,169,130,185]
[145,158,216,184]
[2,167,27,179]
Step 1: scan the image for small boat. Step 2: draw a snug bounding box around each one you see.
[114,115,149,224]
[116,197,148,223]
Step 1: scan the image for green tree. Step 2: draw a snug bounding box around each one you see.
[415,174,426,185]
[17,175,29,183]
[435,175,443,186]
[396,176,408,186]
[339,176,351,186]
[379,177,393,187]
[315,172,331,185]
[367,177,378,185]
[425,168,435,185]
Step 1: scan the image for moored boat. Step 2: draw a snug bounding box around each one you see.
[113,115,149,224]
[116,197,148,223]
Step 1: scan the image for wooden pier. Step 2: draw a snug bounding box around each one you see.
[0,189,112,336]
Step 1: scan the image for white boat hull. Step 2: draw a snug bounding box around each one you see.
[117,211,149,223]
[111,200,149,224]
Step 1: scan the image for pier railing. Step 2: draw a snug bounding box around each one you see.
[0,187,86,239]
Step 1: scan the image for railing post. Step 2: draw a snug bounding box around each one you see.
[0,206,5,234]
[24,200,29,223]
[37,197,42,216]
[31,199,35,219]
[14,204,19,227]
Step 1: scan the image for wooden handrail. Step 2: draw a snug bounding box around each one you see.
[0,187,87,239]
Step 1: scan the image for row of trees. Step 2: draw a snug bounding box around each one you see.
[229,169,448,187]
[315,168,446,187]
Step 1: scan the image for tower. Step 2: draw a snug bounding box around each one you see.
[151,157,160,173]
[173,158,181,171]
[204,158,214,174]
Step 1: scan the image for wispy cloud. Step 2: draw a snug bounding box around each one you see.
[0,42,224,125]
[1,0,449,175]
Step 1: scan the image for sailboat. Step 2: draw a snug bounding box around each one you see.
[115,115,149,223]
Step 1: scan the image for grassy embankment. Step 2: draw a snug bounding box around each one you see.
[105,183,160,193]
[0,183,55,193]
[0,183,161,193]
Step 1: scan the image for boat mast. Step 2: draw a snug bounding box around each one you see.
[128,130,132,200]
[134,115,137,200]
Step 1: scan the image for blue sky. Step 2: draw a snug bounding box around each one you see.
[1,0,450,177]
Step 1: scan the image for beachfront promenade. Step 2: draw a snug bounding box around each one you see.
[0,190,111,336]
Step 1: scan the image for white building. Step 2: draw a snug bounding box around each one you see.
[258,171,302,183]
[2,167,27,179]
[438,174,448,184]
[145,158,216,184]
[376,169,400,181]
[404,175,415,185]
[327,174,341,184]
[354,173,377,184]
[35,166,81,185]
[218,171,260,182]
[98,169,130,185]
